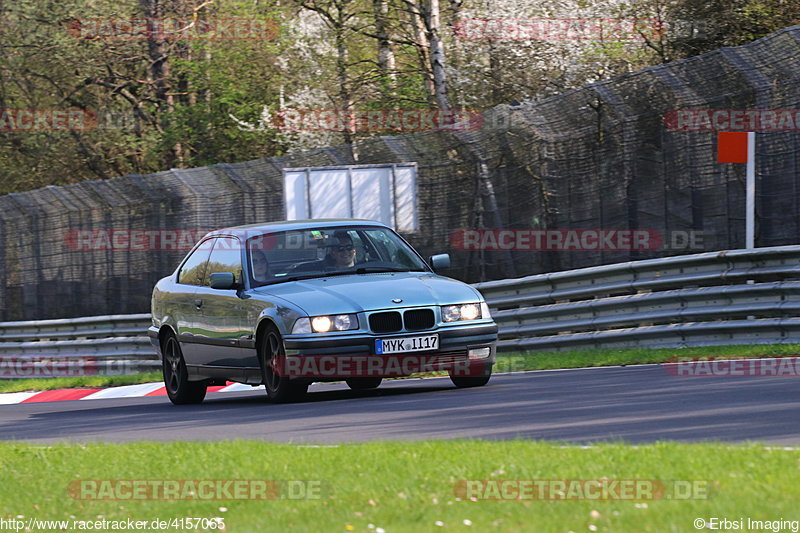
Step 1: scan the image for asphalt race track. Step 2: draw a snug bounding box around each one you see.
[1,364,798,444]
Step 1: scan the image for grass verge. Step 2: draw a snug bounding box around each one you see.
[492,343,800,373]
[0,372,163,394]
[1,440,797,532]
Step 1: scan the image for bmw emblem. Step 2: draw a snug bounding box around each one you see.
[392,298,403,303]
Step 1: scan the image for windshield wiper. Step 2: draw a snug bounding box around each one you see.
[354,266,409,273]
[258,273,329,285]
[257,267,420,286]
[276,270,366,282]
[299,268,406,277]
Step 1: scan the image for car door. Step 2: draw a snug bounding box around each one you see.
[173,240,213,365]
[192,236,257,370]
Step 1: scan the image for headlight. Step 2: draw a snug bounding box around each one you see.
[293,314,359,333]
[332,314,356,331]
[461,303,480,320]
[311,316,332,332]
[441,303,483,322]
[442,305,461,322]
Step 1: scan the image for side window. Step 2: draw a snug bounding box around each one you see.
[178,242,212,286]
[205,237,243,287]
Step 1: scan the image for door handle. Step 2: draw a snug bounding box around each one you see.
[194,299,203,309]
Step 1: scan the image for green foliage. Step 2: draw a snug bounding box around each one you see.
[0,0,798,194]
[0,0,291,194]
[668,0,800,57]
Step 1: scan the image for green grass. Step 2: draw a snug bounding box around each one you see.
[3,344,800,394]
[1,440,798,532]
[492,343,800,374]
[0,372,163,394]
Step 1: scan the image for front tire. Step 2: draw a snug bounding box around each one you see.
[346,377,382,390]
[162,335,207,405]
[259,325,308,403]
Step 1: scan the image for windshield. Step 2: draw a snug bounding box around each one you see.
[246,226,429,287]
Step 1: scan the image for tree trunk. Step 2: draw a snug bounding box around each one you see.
[138,0,181,166]
[334,18,357,159]
[373,0,397,101]
[421,0,450,110]
[406,1,436,107]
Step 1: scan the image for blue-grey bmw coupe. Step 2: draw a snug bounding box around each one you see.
[149,219,497,404]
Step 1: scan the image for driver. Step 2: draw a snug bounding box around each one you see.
[251,250,272,281]
[324,231,356,269]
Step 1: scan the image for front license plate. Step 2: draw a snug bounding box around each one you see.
[375,334,439,354]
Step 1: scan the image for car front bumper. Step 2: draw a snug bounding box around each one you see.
[280,322,498,379]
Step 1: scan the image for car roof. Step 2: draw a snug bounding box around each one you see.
[203,218,390,239]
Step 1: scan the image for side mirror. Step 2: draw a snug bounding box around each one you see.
[210,272,237,290]
[429,254,451,273]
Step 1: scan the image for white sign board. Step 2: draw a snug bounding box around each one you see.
[283,163,418,232]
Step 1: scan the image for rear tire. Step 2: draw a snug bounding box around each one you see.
[162,334,207,405]
[346,377,382,390]
[259,325,308,403]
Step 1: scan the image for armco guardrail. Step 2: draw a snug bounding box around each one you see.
[0,314,157,377]
[3,245,800,377]
[475,245,800,352]
[0,314,152,342]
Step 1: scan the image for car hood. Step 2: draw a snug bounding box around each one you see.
[251,272,482,315]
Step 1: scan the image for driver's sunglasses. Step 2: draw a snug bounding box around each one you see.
[332,245,355,252]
